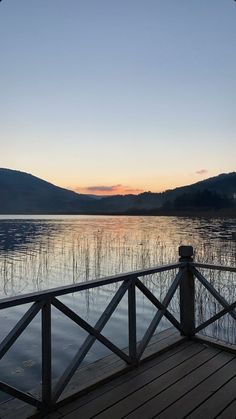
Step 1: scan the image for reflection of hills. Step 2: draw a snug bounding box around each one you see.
[0,220,60,252]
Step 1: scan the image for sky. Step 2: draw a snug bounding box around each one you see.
[0,1,235,195]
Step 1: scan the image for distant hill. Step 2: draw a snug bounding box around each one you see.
[0,168,235,214]
[0,168,94,214]
[95,172,236,213]
[163,172,236,203]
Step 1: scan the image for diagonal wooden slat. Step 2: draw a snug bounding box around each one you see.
[0,301,43,360]
[195,300,236,334]
[52,279,132,402]
[191,267,236,321]
[52,298,131,363]
[137,269,184,360]
[135,278,183,333]
[0,381,42,408]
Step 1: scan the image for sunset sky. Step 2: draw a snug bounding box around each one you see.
[0,1,235,195]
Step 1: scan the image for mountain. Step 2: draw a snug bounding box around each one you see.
[0,168,235,214]
[94,172,236,213]
[163,172,236,202]
[158,173,236,214]
[0,168,94,214]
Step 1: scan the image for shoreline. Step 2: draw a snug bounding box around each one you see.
[0,210,235,218]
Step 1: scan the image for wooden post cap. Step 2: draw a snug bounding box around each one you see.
[179,246,193,258]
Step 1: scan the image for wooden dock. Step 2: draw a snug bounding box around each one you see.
[0,246,236,418]
[48,335,236,419]
[1,328,236,419]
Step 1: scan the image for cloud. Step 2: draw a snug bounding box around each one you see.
[73,184,144,196]
[85,184,122,192]
[196,169,208,175]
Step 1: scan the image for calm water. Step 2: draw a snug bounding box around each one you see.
[0,215,236,401]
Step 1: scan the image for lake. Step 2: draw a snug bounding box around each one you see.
[0,215,236,401]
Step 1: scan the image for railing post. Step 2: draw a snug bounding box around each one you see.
[128,279,137,365]
[42,299,52,409]
[179,246,195,338]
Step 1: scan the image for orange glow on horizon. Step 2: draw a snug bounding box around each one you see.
[57,170,212,197]
[72,184,145,196]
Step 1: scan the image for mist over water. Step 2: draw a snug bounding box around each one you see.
[0,215,235,401]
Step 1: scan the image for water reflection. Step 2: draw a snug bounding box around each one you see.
[0,215,235,296]
[0,216,235,401]
[0,220,60,252]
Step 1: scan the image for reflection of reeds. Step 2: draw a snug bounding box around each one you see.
[0,223,235,294]
[0,217,236,342]
[0,218,236,403]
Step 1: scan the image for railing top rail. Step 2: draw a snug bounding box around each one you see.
[192,262,236,273]
[0,262,181,309]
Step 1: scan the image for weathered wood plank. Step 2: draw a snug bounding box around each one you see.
[0,329,182,418]
[194,333,236,354]
[59,329,184,402]
[66,343,207,419]
[154,356,236,419]
[37,341,236,419]
[188,376,236,418]
[0,403,38,419]
[58,339,191,416]
[217,399,236,419]
[94,348,222,419]
[131,351,232,419]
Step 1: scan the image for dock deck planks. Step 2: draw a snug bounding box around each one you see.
[51,340,236,419]
[1,329,236,418]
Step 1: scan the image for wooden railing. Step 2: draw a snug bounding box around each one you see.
[0,245,235,413]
